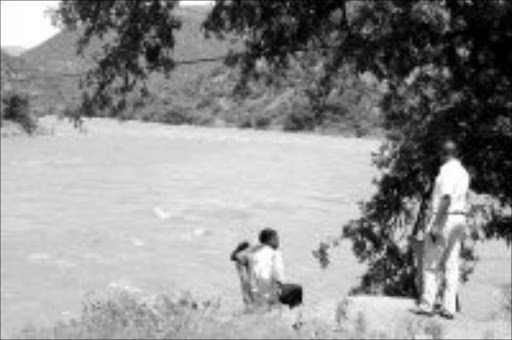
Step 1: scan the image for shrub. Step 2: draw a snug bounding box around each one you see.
[1,92,37,134]
[282,109,315,132]
[236,112,253,129]
[159,107,193,125]
[186,111,216,127]
[253,112,273,130]
[152,107,215,127]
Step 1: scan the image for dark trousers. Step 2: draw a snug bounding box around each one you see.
[279,283,303,309]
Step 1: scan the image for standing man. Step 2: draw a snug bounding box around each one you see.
[418,140,470,319]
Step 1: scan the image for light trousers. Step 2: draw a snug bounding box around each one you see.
[421,215,466,314]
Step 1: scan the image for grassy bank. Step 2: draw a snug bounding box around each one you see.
[11,286,512,339]
[13,292,329,340]
[13,290,503,340]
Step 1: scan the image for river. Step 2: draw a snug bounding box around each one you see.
[1,117,510,335]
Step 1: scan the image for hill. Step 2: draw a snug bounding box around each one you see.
[1,46,28,57]
[19,5,238,117]
[21,5,233,77]
[1,48,67,116]
[0,49,46,104]
[1,49,33,86]
[18,5,383,136]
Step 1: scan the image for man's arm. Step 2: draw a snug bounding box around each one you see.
[432,195,451,234]
[230,241,250,264]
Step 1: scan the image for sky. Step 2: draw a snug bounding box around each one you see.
[0,0,213,49]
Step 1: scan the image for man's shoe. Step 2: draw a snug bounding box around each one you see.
[415,302,435,317]
[438,308,455,320]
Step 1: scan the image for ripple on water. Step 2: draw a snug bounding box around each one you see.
[27,253,51,263]
[130,238,145,247]
[83,253,116,265]
[108,281,142,294]
[27,253,77,268]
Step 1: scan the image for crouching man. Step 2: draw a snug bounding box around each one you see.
[231,228,303,311]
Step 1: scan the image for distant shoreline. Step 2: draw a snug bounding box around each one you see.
[1,114,385,142]
[0,118,54,138]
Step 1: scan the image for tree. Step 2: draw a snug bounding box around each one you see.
[203,0,511,297]
[52,0,181,115]
[54,0,511,296]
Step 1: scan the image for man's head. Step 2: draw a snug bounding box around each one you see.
[259,228,279,249]
[440,139,458,163]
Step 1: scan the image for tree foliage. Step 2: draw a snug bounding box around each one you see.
[52,0,182,115]
[204,0,512,296]
[54,0,511,296]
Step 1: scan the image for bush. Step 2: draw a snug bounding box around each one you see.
[253,112,273,129]
[1,92,37,134]
[148,107,214,127]
[187,111,216,127]
[236,112,253,129]
[159,107,193,125]
[282,109,315,132]
[236,111,273,130]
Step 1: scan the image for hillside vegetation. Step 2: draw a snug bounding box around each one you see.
[2,46,27,57]
[15,5,383,136]
[1,50,37,134]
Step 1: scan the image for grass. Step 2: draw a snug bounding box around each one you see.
[12,291,484,340]
[11,290,351,339]
[504,285,511,318]
[13,292,313,339]
[12,291,511,340]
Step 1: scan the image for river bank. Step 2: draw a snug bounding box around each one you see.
[9,290,511,339]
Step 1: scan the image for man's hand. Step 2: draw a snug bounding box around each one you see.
[429,229,440,243]
[429,229,445,246]
[469,226,484,242]
[431,195,450,237]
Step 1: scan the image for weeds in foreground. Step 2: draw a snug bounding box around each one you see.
[11,291,511,339]
[400,318,445,340]
[504,285,511,318]
[16,292,222,339]
[14,291,330,339]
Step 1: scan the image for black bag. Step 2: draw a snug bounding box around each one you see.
[279,283,303,309]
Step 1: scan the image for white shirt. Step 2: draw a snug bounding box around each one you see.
[431,158,470,215]
[248,245,286,284]
[237,244,286,300]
